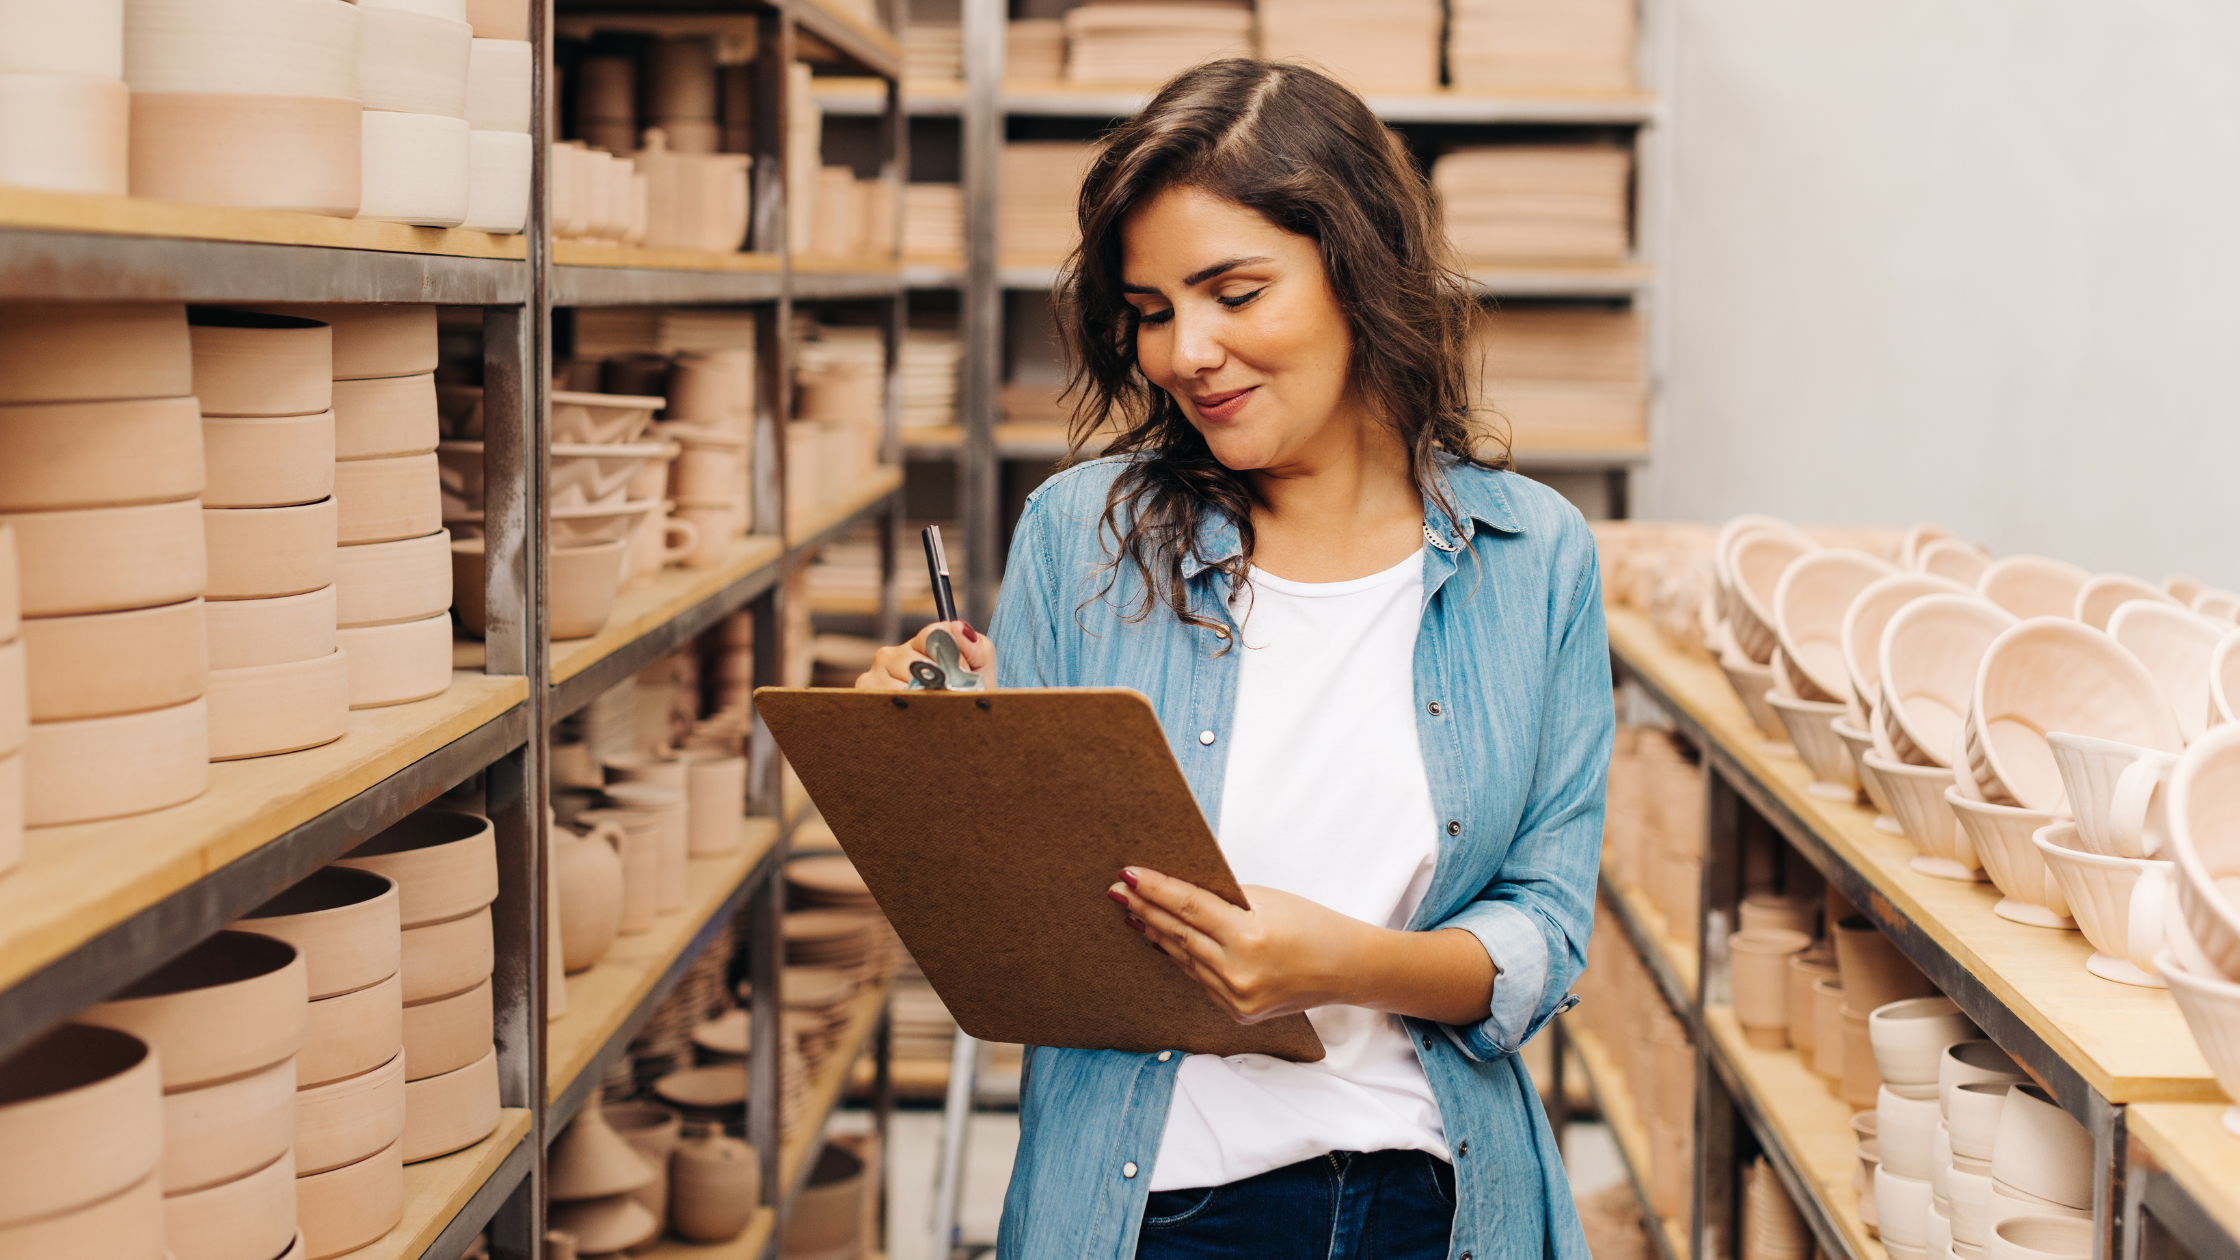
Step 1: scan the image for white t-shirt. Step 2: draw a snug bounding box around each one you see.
[1148,548,1450,1192]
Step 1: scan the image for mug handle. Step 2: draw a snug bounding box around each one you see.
[2128,863,2170,974]
[2109,757,2167,858]
[662,515,701,563]
[583,819,628,854]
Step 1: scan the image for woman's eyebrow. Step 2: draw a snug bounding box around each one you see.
[1121,255,1276,295]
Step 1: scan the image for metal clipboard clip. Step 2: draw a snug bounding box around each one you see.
[906,628,983,692]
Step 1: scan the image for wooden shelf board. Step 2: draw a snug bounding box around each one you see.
[546,819,782,1105]
[631,1206,778,1260]
[793,0,903,72]
[553,242,782,273]
[826,77,1657,123]
[2129,1103,2240,1245]
[1565,1021,1693,1260]
[791,254,902,276]
[785,466,905,548]
[0,671,524,996]
[1467,261,1655,294]
[1607,604,2221,1104]
[357,1108,534,1260]
[0,185,525,259]
[549,535,786,688]
[780,976,894,1196]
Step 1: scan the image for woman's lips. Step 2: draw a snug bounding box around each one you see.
[1189,385,1257,422]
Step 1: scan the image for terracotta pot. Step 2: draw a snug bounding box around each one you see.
[605,1103,682,1230]
[331,374,440,460]
[188,311,333,418]
[576,808,658,934]
[1967,618,2183,813]
[336,808,497,928]
[400,904,493,1003]
[2074,574,2177,631]
[400,1045,499,1162]
[1730,928,1812,1045]
[604,781,686,911]
[3,498,207,616]
[205,586,336,670]
[2033,822,2172,988]
[551,391,662,444]
[124,0,358,96]
[1977,556,2091,623]
[1842,573,1973,720]
[466,41,534,133]
[401,975,492,1081]
[680,749,747,855]
[236,866,401,1000]
[359,110,470,228]
[159,1054,296,1194]
[1834,916,1937,1018]
[1947,790,2073,929]
[244,305,439,381]
[20,598,208,722]
[23,695,210,825]
[0,71,128,195]
[199,412,336,513]
[131,91,360,215]
[159,1147,296,1260]
[206,647,350,760]
[0,396,204,511]
[204,498,337,601]
[1811,976,1846,1081]
[1879,595,2017,768]
[358,6,471,116]
[0,1023,163,1226]
[465,0,529,39]
[0,302,191,407]
[295,1137,403,1260]
[294,1051,407,1176]
[333,528,452,628]
[336,611,453,710]
[550,1104,656,1201]
[1774,548,1898,704]
[334,453,442,546]
[2107,600,2221,746]
[0,1167,162,1259]
[301,971,404,1088]
[1989,1085,2093,1211]
[779,1142,863,1256]
[670,1123,759,1242]
[549,1195,658,1255]
[557,822,625,972]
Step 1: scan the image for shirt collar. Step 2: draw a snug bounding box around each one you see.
[1177,458,1522,579]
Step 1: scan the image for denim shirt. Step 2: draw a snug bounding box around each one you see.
[984,455,1611,1260]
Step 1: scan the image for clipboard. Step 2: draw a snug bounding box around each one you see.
[754,686,1325,1062]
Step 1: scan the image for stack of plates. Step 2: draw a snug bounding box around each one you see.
[903,22,961,83]
[1433,145,1633,262]
[889,954,958,1064]
[787,855,878,914]
[1256,0,1439,92]
[1059,2,1252,84]
[903,183,963,259]
[1448,0,1636,94]
[782,910,886,975]
[998,141,1097,260]
[902,327,962,428]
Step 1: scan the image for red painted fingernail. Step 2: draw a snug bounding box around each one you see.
[1120,869,1139,889]
[959,622,979,643]
[1106,888,1129,906]
[1125,915,1145,932]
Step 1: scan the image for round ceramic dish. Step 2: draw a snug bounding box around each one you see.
[203,498,338,601]
[296,1137,404,1259]
[401,1045,500,1162]
[1879,594,2017,769]
[402,976,492,1080]
[0,396,203,510]
[2075,574,2177,631]
[295,1050,407,1176]
[205,586,338,670]
[1841,573,1971,720]
[158,1147,296,1260]
[359,110,470,228]
[80,931,306,1091]
[1978,556,2092,622]
[19,598,209,722]
[1968,619,2184,813]
[0,1024,162,1226]
[2,498,207,616]
[0,302,191,406]
[358,6,471,116]
[334,529,452,628]
[399,905,493,1004]
[461,128,533,234]
[0,0,125,77]
[1918,539,1995,587]
[465,39,533,132]
[300,971,404,1088]
[1947,789,2073,928]
[332,373,440,460]
[24,696,210,825]
[123,0,359,95]
[205,647,349,760]
[0,72,128,195]
[129,92,361,218]
[465,0,529,39]
[236,867,401,1000]
[337,808,498,927]
[337,612,453,709]
[334,452,442,545]
[242,304,438,380]
[201,412,336,508]
[2108,600,2220,745]
[0,1167,161,1258]
[1774,547,1898,704]
[187,310,333,418]
[158,1054,296,1194]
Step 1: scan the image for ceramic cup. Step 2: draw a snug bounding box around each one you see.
[1869,997,1981,1088]
[2033,821,2171,987]
[1946,790,2074,929]
[2046,731,2177,859]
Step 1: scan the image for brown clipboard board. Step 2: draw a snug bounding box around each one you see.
[753,686,1324,1062]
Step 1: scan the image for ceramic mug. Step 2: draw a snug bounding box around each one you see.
[2048,731,2178,859]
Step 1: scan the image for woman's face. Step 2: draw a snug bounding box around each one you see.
[1120,185,1367,474]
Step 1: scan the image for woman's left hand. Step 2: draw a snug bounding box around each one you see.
[1106,867,1372,1023]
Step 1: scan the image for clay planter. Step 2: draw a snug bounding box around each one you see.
[301,971,404,1088]
[2047,732,2176,859]
[237,867,400,1001]
[334,452,442,545]
[1727,528,1813,666]
[295,1051,407,1176]
[401,1046,500,1162]
[1767,692,1856,800]
[331,374,441,461]
[1730,928,1812,1046]
[1947,789,2074,929]
[1842,573,1972,720]
[1879,595,2017,768]
[296,1137,403,1260]
[551,391,662,444]
[129,90,359,215]
[78,934,306,1089]
[0,1167,162,1259]
[2107,600,2221,745]
[159,1054,297,1194]
[159,1148,296,1260]
[557,823,624,972]
[359,110,470,228]
[2033,822,2172,988]
[206,647,350,760]
[400,905,494,1003]
[1967,619,2183,813]
[1834,915,1937,1016]
[201,412,337,508]
[245,305,439,381]
[336,808,498,927]
[0,302,191,407]
[0,396,204,510]
[670,1124,759,1242]
[1863,752,1982,880]
[188,310,333,417]
[1869,997,1980,1087]
[550,1195,659,1255]
[1718,649,1791,746]
[680,749,747,855]
[358,6,472,116]
[206,586,338,670]
[2075,574,2177,631]
[203,498,337,600]
[402,976,492,1081]
[337,612,454,709]
[1977,556,2091,622]
[1989,1085,2094,1211]
[3,498,206,616]
[333,529,452,628]
[23,696,210,825]
[2155,950,2240,1136]
[1774,547,1897,704]
[2166,723,2240,980]
[0,1024,163,1226]
[20,598,208,722]
[550,1103,656,1201]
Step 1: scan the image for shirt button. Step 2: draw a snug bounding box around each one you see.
[1157,1050,1173,1063]
[1446,820,1462,836]
[1197,730,1216,746]
[1123,1162,1139,1179]
[1427,701,1443,716]
[1458,1141,1469,1157]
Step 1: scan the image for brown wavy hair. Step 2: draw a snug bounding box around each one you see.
[1056,58,1503,631]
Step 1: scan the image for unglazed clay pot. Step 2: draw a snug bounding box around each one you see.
[20,597,208,722]
[551,391,662,444]
[679,749,747,855]
[1729,928,1811,1047]
[201,412,337,508]
[780,1142,864,1257]
[359,110,470,228]
[243,305,439,381]
[670,1122,759,1242]
[1774,548,1898,704]
[550,1104,656,1201]
[2107,599,2221,745]
[576,807,658,934]
[357,5,471,116]
[1841,573,1973,727]
[23,695,210,825]
[1947,789,2074,929]
[0,72,129,195]
[669,499,739,568]
[0,1023,163,1226]
[402,976,492,1081]
[336,612,453,709]
[2075,574,2178,631]
[604,781,686,910]
[1941,1041,2026,1118]
[1834,915,1937,1016]
[187,310,333,418]
[2,498,206,616]
[159,1054,297,1194]
[0,302,191,406]
[2034,822,2172,988]
[401,1045,500,1162]
[81,932,306,1091]
[159,1147,296,1260]
[1812,976,1846,1081]
[0,395,204,511]
[1879,595,2017,768]
[0,1168,163,1259]
[557,821,625,972]
[465,0,529,39]
[1718,648,1791,746]
[2166,723,2240,981]
[1967,619,2183,813]
[206,647,350,760]
[334,529,451,628]
[335,807,497,927]
[205,586,338,670]
[662,426,748,504]
[203,497,338,600]
[237,867,400,1000]
[605,1103,682,1231]
[450,536,626,640]
[295,1137,403,1260]
[332,374,441,460]
[130,92,361,217]
[301,971,404,1087]
[1977,556,2091,623]
[334,452,442,545]
[1869,997,1980,1088]
[294,1051,407,1176]
[1788,951,1837,1053]
[399,904,494,1003]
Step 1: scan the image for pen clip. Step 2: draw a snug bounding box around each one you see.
[906,628,983,692]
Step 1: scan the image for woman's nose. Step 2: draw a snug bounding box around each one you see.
[1168,307,1225,377]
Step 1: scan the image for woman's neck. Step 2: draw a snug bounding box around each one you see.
[1242,415,1425,583]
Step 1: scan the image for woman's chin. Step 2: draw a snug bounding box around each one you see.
[1199,430,1283,473]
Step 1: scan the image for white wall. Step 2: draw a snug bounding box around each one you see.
[1652,0,2240,586]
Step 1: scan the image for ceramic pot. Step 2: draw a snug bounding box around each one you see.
[0,1023,163,1225]
[237,866,400,1000]
[466,39,534,133]
[670,1123,759,1242]
[1879,595,2017,768]
[1768,692,1857,799]
[465,0,529,40]
[444,499,654,548]
[188,310,332,418]
[1812,976,1846,1081]
[670,499,740,568]
[159,1054,296,1194]
[0,302,190,406]
[336,612,453,709]
[399,904,493,1003]
[295,1137,403,1260]
[1948,1081,2012,1161]
[1878,1084,1943,1181]
[336,808,497,927]
[557,822,625,972]
[605,1103,681,1231]
[679,749,747,855]
[158,1145,297,1260]
[2154,949,2240,1136]
[129,90,360,214]
[1989,1085,2093,1210]
[1774,548,1897,704]
[550,1104,656,1202]
[604,781,687,911]
[1730,928,1811,1046]
[0,396,204,511]
[334,453,442,545]
[402,976,491,1081]
[0,70,119,193]
[0,1167,161,1258]
[577,807,658,934]
[780,1142,864,1256]
[1967,619,2183,812]
[203,498,337,601]
[1724,527,1811,665]
[1842,573,1976,726]
[3,498,207,616]
[295,1051,407,1176]
[20,598,207,722]
[331,374,440,462]
[301,970,403,1088]
[2166,725,2240,979]
[1987,1216,2092,1260]
[359,110,470,229]
[206,647,350,759]
[552,391,662,444]
[1869,997,1979,1087]
[358,5,471,116]
[1977,556,2091,623]
[200,413,335,513]
[1947,790,2074,929]
[78,932,304,1091]
[2107,600,2220,745]
[23,695,210,825]
[124,0,358,95]
[245,305,439,381]
[2034,821,2171,987]
[400,1045,499,1162]
[1862,753,1981,880]
[1835,916,1937,1022]
[1984,1181,2090,1235]
[2075,574,2177,631]
[1787,952,1837,1052]
[2048,731,2176,859]
[1940,1042,2025,1118]
[549,1195,659,1255]
[204,586,337,671]
[333,529,452,628]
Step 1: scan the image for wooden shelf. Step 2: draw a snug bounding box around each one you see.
[822,77,1658,125]
[358,1109,534,1260]
[548,535,787,712]
[553,243,782,273]
[1565,1021,1692,1260]
[630,1207,778,1260]
[780,976,894,1201]
[2130,1104,2240,1251]
[792,0,902,79]
[1601,860,1700,1015]
[785,466,905,549]
[0,185,525,260]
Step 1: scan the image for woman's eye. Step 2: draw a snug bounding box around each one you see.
[1216,287,1265,309]
[1138,307,1174,326]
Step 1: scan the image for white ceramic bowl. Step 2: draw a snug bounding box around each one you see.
[2107,599,2220,745]
[1865,752,1980,880]
[2074,574,2176,631]
[1988,1085,2093,1211]
[1878,1084,1944,1180]
[1986,1215,2092,1260]
[2166,723,2240,980]
[332,373,441,460]
[1977,556,2091,622]
[1968,618,2183,813]
[1949,1155,1997,1247]
[1877,1164,1935,1248]
[1948,1080,2012,1162]
[1947,789,2072,928]
[1728,528,1813,666]
[1871,997,1981,1087]
[2047,731,2176,859]
[1775,547,1898,704]
[1768,691,1857,800]
[2034,821,2172,987]
[1938,1040,2024,1116]
[2154,949,2240,1136]
[1919,539,1995,587]
[1842,573,1973,727]
[1881,595,2018,768]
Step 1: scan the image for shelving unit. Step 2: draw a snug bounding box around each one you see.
[1565,1019,1692,1260]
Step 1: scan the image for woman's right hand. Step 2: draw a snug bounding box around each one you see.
[854,621,997,691]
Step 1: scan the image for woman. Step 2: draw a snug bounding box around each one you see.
[857,59,1609,1260]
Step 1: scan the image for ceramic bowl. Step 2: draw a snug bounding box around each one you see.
[1880,595,2018,768]
[2035,821,2171,987]
[2166,724,2240,979]
[1871,998,1981,1087]
[1987,1216,2092,1260]
[1775,547,1899,704]
[158,1054,296,1194]
[295,1051,407,1176]
[1843,1002,1885,1108]
[2166,574,2209,606]
[1769,692,1858,800]
[159,1148,295,1260]
[1835,915,1938,1015]
[1989,1085,2093,1210]
[402,976,492,1081]
[1812,976,1846,1081]
[358,5,471,116]
[1730,928,1812,1044]
[449,536,626,641]
[2075,574,2178,631]
[334,452,442,546]
[244,304,439,381]
[1878,1164,1935,1248]
[20,598,207,723]
[2047,731,2176,859]
[203,497,337,600]
[187,310,331,418]
[301,971,403,1088]
[2198,590,2240,627]
[466,39,535,134]
[331,374,440,461]
[130,91,360,216]
[80,932,305,1091]
[124,0,357,95]
[23,696,210,825]
[206,646,349,760]
[2154,949,2240,1136]
[295,1137,404,1260]
[552,391,663,444]
[0,1024,163,1225]
[1719,649,1792,745]
[1946,789,2073,927]
[1918,539,1996,587]
[200,412,335,512]
[0,396,204,512]
[2211,628,2240,729]
[337,808,498,928]
[1902,524,1957,569]
[1864,753,1982,879]
[2107,600,2220,745]
[401,1045,500,1162]
[1968,619,2183,813]
[205,586,337,670]
[0,1167,161,1257]
[336,612,453,710]
[359,109,470,228]
[1982,1180,2090,1240]
[3,498,207,616]
[1728,528,1814,665]
[1842,574,1973,729]
[236,867,400,1000]
[1978,556,2091,622]
[400,905,493,1004]
[0,302,190,407]
[1948,1081,2013,1162]
[333,528,452,629]
[1878,1084,1944,1180]
[1939,1041,2025,1118]
[0,66,126,191]
[1834,719,1897,819]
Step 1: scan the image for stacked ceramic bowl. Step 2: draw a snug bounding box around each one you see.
[0,0,129,194]
[1740,1156,1810,1260]
[1729,925,1813,1049]
[352,0,469,226]
[0,525,20,871]
[791,326,886,520]
[607,747,749,858]
[82,931,310,1260]
[2158,724,2240,1135]
[237,868,407,1258]
[548,1106,660,1254]
[191,309,351,760]
[0,1022,165,1257]
[632,130,753,252]
[550,139,651,245]
[1977,1086,2094,1257]
[335,807,502,1163]
[461,15,532,232]
[124,0,362,216]
[651,345,755,567]
[1834,916,1939,1109]
[0,302,213,825]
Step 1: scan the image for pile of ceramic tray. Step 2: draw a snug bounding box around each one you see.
[1432,145,1633,262]
[1060,1,1252,83]
[1469,303,1648,452]
[1256,0,1441,93]
[1447,0,1637,93]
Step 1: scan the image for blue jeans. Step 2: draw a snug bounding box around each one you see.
[1134,1150,1458,1259]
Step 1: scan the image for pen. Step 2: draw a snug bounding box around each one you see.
[922,525,959,625]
